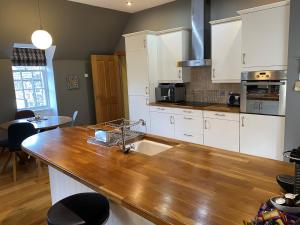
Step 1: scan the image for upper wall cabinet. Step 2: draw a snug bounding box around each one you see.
[238,1,290,71]
[157,28,191,83]
[210,17,242,83]
[123,31,158,102]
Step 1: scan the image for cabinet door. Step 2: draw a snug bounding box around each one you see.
[150,112,174,138]
[126,50,149,96]
[240,114,285,160]
[211,20,242,83]
[174,115,203,144]
[203,118,239,152]
[241,4,289,70]
[158,31,189,82]
[125,34,147,52]
[128,95,150,133]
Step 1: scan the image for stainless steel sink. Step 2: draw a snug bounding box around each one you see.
[129,140,172,156]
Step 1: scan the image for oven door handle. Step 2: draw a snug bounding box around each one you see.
[242,82,286,86]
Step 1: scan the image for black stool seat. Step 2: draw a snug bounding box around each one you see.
[47,193,109,225]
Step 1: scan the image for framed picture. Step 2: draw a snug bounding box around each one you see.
[66,75,79,89]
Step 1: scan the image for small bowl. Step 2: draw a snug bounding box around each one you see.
[270,197,300,214]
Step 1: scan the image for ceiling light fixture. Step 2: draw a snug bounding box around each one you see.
[126,1,132,6]
[31,0,53,50]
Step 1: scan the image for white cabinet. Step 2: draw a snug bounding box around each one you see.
[203,112,240,152]
[124,31,158,131]
[210,17,242,83]
[150,111,174,139]
[240,113,285,160]
[174,114,203,144]
[128,96,150,133]
[238,1,290,71]
[157,28,191,83]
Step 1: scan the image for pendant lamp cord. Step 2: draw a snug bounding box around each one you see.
[37,0,43,29]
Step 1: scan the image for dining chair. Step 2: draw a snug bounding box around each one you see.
[0,130,8,156]
[15,110,35,120]
[2,123,37,182]
[71,111,78,126]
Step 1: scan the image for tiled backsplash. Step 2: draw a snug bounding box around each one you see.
[185,67,241,104]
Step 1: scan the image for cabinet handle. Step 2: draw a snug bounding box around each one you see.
[178,69,182,79]
[146,98,149,105]
[259,103,263,111]
[241,116,245,127]
[212,68,216,78]
[170,116,175,125]
[143,39,147,49]
[183,110,192,114]
[184,117,193,120]
[204,120,208,129]
[184,134,193,137]
[145,86,149,95]
[215,113,225,117]
[157,107,165,111]
[242,53,246,65]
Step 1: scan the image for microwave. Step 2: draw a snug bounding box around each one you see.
[155,83,186,103]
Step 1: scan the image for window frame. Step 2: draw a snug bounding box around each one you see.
[12,66,50,111]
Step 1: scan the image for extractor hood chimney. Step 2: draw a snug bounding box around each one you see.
[178,0,211,67]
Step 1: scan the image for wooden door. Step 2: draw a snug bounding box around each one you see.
[91,55,124,123]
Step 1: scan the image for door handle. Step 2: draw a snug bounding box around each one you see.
[241,116,245,127]
[145,86,149,95]
[242,53,246,65]
[178,69,182,79]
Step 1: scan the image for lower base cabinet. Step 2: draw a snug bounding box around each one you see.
[150,111,174,139]
[240,113,285,160]
[203,112,240,152]
[128,95,150,133]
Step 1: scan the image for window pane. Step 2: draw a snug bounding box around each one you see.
[13,72,21,80]
[35,89,47,107]
[33,71,42,79]
[23,80,33,89]
[22,72,32,79]
[15,91,24,99]
[14,81,23,90]
[34,80,43,88]
[24,90,35,107]
[16,99,25,109]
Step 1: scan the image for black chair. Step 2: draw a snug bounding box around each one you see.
[47,193,110,225]
[15,110,35,120]
[2,123,37,182]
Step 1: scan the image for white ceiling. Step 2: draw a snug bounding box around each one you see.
[67,0,176,13]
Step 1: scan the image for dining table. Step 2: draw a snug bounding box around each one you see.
[0,116,73,131]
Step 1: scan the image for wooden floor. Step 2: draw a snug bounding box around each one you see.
[0,151,51,225]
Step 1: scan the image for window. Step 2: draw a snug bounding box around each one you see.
[12,66,50,110]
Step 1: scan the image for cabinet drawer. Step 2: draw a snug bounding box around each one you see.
[173,108,203,117]
[175,131,203,145]
[203,111,239,121]
[174,115,203,133]
[150,106,174,114]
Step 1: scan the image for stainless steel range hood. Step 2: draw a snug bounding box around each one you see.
[178,0,211,67]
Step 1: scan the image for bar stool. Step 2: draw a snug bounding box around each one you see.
[47,193,109,225]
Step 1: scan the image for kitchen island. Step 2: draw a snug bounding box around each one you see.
[22,126,293,225]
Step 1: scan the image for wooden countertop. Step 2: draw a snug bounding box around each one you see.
[22,127,292,225]
[149,102,240,113]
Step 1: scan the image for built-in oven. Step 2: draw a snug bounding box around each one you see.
[240,70,287,116]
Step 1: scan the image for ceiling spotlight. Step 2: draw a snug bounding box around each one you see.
[126,1,132,6]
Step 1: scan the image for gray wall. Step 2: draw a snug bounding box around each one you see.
[0,60,16,123]
[285,0,300,150]
[53,60,95,125]
[0,0,130,124]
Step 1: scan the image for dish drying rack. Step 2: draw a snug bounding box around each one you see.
[87,118,145,153]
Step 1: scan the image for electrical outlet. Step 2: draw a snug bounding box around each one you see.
[84,73,89,78]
